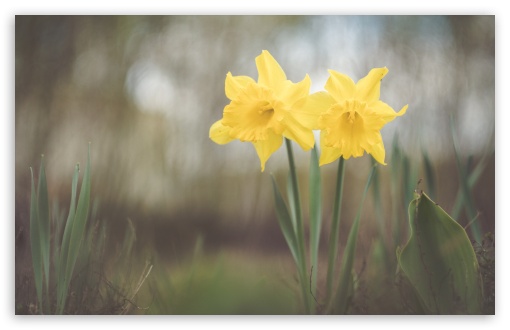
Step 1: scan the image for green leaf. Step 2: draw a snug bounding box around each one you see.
[308,144,321,297]
[422,148,436,200]
[286,172,297,231]
[270,175,299,266]
[29,167,43,313]
[332,164,376,314]
[59,145,92,314]
[451,152,491,220]
[397,192,483,314]
[284,138,311,314]
[56,163,80,313]
[325,157,345,306]
[450,116,482,243]
[66,146,91,293]
[37,156,51,307]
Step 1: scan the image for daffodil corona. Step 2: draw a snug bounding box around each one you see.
[307,67,408,166]
[210,50,315,171]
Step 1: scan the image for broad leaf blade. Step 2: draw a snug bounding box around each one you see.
[397,192,483,314]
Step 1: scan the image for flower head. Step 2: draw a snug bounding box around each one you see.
[307,67,408,166]
[210,50,316,171]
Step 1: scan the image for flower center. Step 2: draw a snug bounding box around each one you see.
[343,100,366,124]
[258,102,275,118]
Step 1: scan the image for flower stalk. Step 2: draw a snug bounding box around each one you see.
[325,157,345,306]
[285,138,312,314]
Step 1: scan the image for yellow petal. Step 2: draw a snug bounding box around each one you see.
[222,83,285,142]
[209,119,234,145]
[278,74,311,106]
[282,113,315,151]
[252,130,283,172]
[325,69,356,102]
[397,104,408,116]
[293,91,336,130]
[371,101,408,124]
[225,72,256,100]
[365,141,386,165]
[256,50,287,91]
[319,145,343,166]
[355,67,388,103]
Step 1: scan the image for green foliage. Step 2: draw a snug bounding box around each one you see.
[56,145,92,314]
[27,146,151,314]
[29,147,92,314]
[450,116,483,243]
[270,175,299,266]
[331,164,376,314]
[29,167,43,313]
[308,144,322,300]
[325,157,345,306]
[397,192,483,314]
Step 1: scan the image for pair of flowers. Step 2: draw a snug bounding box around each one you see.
[210,50,408,171]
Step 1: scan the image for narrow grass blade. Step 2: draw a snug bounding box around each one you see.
[56,163,80,313]
[286,172,297,230]
[370,161,392,272]
[65,146,91,299]
[325,157,345,305]
[308,144,322,298]
[402,154,417,211]
[29,167,43,313]
[451,151,491,220]
[271,176,299,268]
[397,192,483,314]
[450,117,482,243]
[52,200,64,275]
[332,164,376,314]
[59,145,91,314]
[422,147,436,200]
[37,156,51,310]
[284,138,311,314]
[390,137,403,249]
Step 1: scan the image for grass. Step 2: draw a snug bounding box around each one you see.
[17,136,494,314]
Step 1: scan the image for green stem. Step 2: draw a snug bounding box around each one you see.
[309,144,321,308]
[332,164,376,314]
[325,157,345,307]
[285,138,311,314]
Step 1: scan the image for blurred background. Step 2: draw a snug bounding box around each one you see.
[15,16,495,314]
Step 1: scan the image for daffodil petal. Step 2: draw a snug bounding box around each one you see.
[355,67,388,103]
[282,112,315,151]
[397,104,408,116]
[371,101,408,124]
[365,141,386,165]
[279,74,311,106]
[256,50,287,91]
[293,91,336,130]
[319,144,343,166]
[225,72,256,100]
[252,130,283,172]
[209,119,234,145]
[325,69,356,102]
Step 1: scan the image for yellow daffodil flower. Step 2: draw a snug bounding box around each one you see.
[209,50,315,171]
[307,67,408,166]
